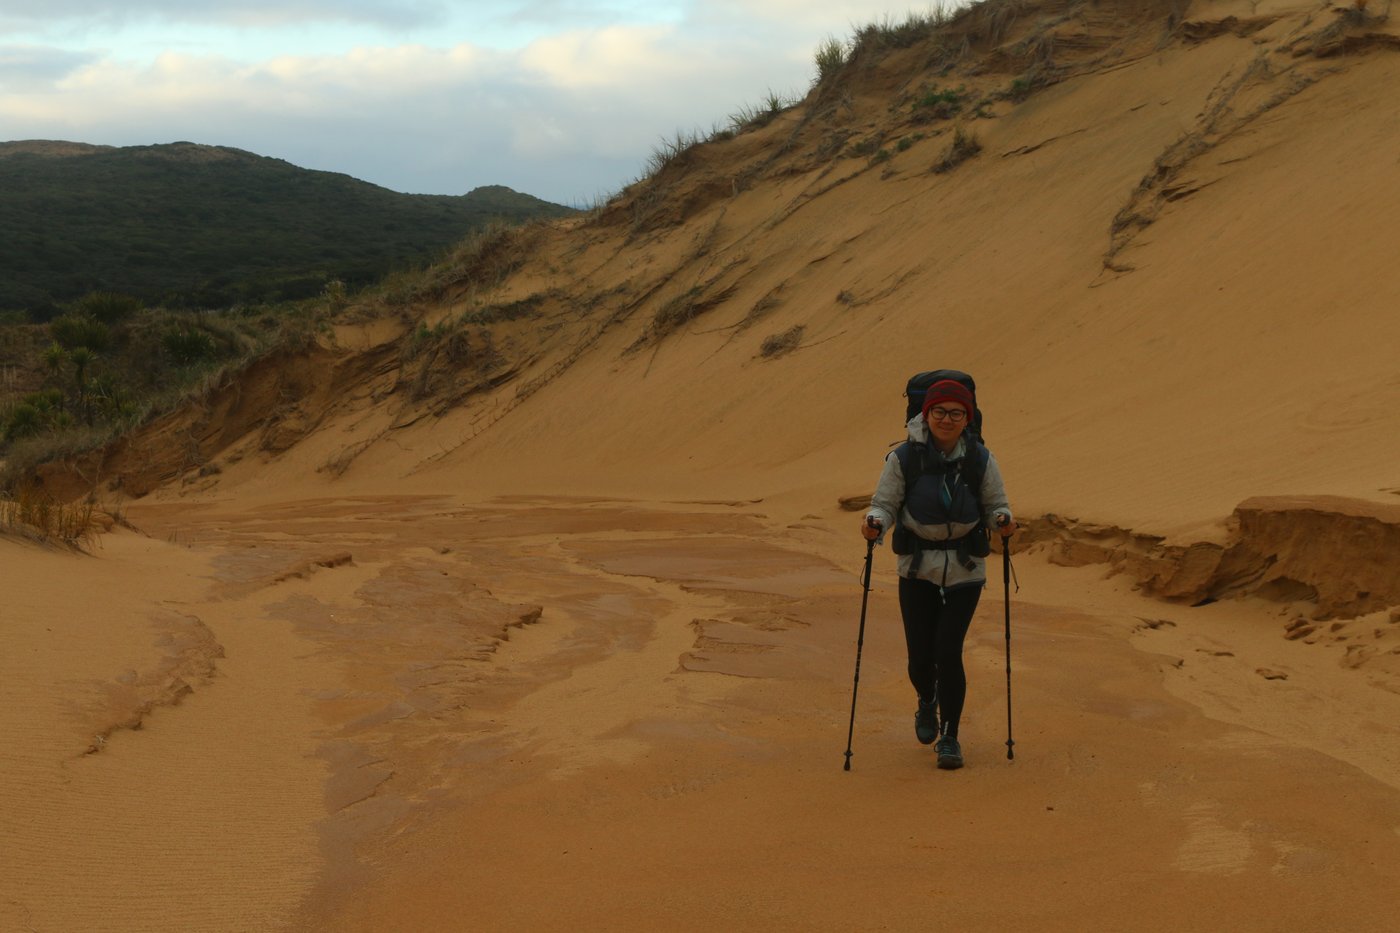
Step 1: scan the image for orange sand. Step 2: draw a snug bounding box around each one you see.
[5,2,1400,930]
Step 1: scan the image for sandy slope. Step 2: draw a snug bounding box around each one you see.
[38,3,1400,535]
[7,1,1400,930]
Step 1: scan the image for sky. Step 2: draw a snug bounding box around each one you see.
[0,1,972,206]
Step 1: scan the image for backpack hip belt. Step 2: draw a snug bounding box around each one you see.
[891,523,989,567]
[898,531,968,552]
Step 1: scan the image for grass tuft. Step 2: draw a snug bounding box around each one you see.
[759,325,804,359]
[814,35,848,86]
[911,84,969,122]
[728,91,798,135]
[650,288,704,339]
[0,484,101,547]
[644,129,706,180]
[849,6,960,55]
[932,126,983,173]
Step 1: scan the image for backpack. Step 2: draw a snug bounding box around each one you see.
[891,369,991,563]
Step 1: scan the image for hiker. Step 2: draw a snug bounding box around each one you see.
[860,378,1015,770]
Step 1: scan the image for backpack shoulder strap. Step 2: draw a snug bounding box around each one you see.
[893,441,925,505]
[960,442,990,498]
[896,437,929,512]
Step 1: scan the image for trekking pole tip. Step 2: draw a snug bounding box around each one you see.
[842,754,852,772]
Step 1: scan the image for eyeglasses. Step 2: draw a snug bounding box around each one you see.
[927,407,967,423]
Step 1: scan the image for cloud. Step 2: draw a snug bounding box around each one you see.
[0,44,96,86]
[498,0,670,29]
[518,24,692,89]
[260,43,493,97]
[0,0,449,32]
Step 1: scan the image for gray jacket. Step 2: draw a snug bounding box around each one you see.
[865,416,1013,590]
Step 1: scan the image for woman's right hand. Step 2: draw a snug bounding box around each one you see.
[860,517,882,540]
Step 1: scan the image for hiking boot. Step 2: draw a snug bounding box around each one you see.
[914,696,939,745]
[935,734,963,770]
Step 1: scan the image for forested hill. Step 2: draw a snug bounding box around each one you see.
[0,140,577,314]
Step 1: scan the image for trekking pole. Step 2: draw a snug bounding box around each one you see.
[843,527,877,772]
[998,516,1015,761]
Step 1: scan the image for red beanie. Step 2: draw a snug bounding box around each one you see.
[921,379,974,419]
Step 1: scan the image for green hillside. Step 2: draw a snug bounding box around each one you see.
[0,141,577,314]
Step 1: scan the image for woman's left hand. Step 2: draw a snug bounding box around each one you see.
[996,516,1017,538]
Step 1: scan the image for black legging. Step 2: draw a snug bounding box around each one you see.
[898,578,982,738]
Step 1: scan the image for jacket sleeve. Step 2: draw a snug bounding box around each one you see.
[864,451,904,547]
[980,450,1013,528]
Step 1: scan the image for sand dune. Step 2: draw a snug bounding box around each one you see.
[6,1,1400,929]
